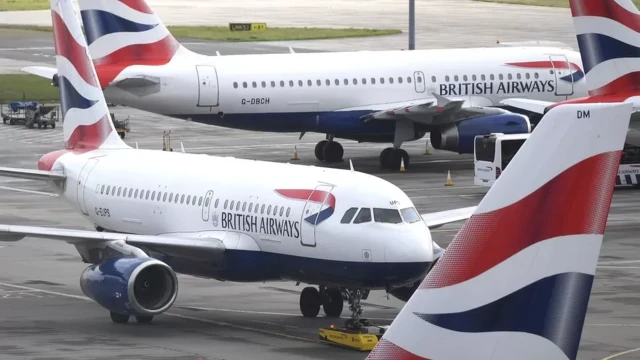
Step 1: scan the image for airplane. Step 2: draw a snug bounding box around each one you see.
[365,102,633,359]
[502,0,640,148]
[22,0,588,170]
[0,0,477,325]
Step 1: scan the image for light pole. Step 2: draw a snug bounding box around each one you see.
[409,0,415,50]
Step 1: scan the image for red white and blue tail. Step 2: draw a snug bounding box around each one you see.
[51,0,128,151]
[367,102,632,360]
[78,0,187,86]
[571,0,640,96]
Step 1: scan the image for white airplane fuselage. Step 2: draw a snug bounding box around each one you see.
[103,46,586,142]
[45,148,434,289]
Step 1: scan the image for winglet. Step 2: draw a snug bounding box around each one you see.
[367,102,632,360]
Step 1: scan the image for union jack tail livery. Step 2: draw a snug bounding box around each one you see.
[78,0,189,87]
[51,0,128,152]
[366,102,632,360]
[571,0,640,96]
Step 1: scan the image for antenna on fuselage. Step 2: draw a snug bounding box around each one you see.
[349,159,354,171]
[135,142,139,149]
[181,142,186,153]
[216,51,221,56]
[289,47,295,54]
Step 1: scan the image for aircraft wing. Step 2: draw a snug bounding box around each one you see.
[0,225,226,262]
[353,93,508,126]
[21,66,57,80]
[499,98,553,114]
[421,206,476,229]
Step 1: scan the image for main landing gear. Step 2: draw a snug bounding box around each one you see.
[110,312,154,324]
[314,136,344,163]
[379,147,410,171]
[300,286,344,318]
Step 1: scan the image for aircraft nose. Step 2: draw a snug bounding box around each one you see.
[384,229,434,264]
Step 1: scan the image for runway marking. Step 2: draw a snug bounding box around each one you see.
[602,347,640,360]
[0,47,54,51]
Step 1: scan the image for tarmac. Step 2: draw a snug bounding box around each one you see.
[0,1,639,359]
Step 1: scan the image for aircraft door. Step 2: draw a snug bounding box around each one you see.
[196,65,219,107]
[77,158,100,216]
[202,190,214,221]
[300,184,335,247]
[413,71,426,93]
[549,55,574,97]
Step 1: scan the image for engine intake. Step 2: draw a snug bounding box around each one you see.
[80,257,178,317]
[431,113,531,154]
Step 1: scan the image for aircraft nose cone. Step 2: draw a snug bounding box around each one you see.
[384,232,434,264]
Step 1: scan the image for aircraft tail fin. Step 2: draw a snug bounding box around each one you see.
[571,0,640,96]
[51,0,129,151]
[367,102,632,360]
[77,0,191,86]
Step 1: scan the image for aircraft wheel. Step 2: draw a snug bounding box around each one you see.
[110,312,130,324]
[136,316,153,324]
[315,140,328,161]
[323,288,344,317]
[300,287,321,318]
[323,141,344,163]
[379,148,393,168]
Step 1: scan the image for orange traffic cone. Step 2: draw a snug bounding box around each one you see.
[445,171,454,186]
[424,139,431,155]
[400,157,406,172]
[291,146,300,160]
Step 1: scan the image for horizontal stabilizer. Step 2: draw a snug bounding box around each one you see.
[0,167,66,182]
[21,66,57,80]
[0,224,226,262]
[421,206,476,229]
[500,98,553,114]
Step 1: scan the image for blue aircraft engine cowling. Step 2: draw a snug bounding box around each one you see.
[430,113,531,154]
[80,257,178,317]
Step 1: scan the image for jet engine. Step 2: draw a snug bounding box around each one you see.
[80,257,178,317]
[430,113,531,154]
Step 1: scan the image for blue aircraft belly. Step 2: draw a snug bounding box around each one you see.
[158,249,431,290]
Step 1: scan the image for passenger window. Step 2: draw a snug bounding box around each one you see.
[335,79,339,86]
[454,75,459,82]
[549,69,554,74]
[248,203,253,212]
[267,205,272,214]
[389,77,394,84]
[353,208,372,224]
[343,79,348,85]
[400,207,421,223]
[490,74,495,81]
[341,207,358,224]
[507,74,512,80]
[525,73,530,80]
[481,74,486,81]
[151,191,156,201]
[280,80,285,87]
[180,194,185,204]
[463,75,468,81]
[259,81,265,88]
[371,78,376,84]
[117,187,122,196]
[256,204,260,213]
[307,80,312,86]
[380,77,385,84]
[407,76,412,83]
[174,194,179,203]
[273,205,278,215]
[416,75,423,83]
[373,208,403,224]
[134,189,139,198]
[169,193,173,202]
[106,185,111,194]
[123,187,127,196]
[186,195,191,204]
[236,201,240,211]
[230,200,234,209]
[215,199,219,208]
[289,80,294,87]
[199,197,203,206]
[499,74,504,80]
[271,81,276,87]
[163,193,168,202]
[398,77,402,84]
[279,207,284,216]
[252,81,257,88]
[472,75,477,81]
[286,207,291,217]
[192,196,197,205]
[242,82,247,88]
[243,202,247,211]
[298,80,303,87]
[353,78,358,85]
[445,75,450,82]
[233,82,238,89]
[145,190,150,200]
[157,192,162,201]
[431,76,436,82]
[316,79,321,86]
[224,200,228,209]
[534,72,539,79]
[261,204,265,214]
[362,78,367,85]
[516,73,521,80]
[326,79,331,86]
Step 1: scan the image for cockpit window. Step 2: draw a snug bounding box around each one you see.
[401,207,421,223]
[340,207,358,224]
[373,208,403,224]
[353,208,372,224]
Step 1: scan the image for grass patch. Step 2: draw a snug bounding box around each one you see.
[0,0,48,11]
[473,0,640,8]
[0,74,58,103]
[0,24,401,42]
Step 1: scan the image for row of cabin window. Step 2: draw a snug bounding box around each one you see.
[96,184,292,218]
[439,72,547,83]
[233,75,421,89]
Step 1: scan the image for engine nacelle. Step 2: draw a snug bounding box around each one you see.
[431,113,531,154]
[80,257,178,317]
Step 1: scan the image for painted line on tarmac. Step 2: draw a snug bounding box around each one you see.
[0,47,54,51]
[587,323,640,327]
[0,185,58,197]
[180,306,395,321]
[602,347,640,360]
[598,260,640,266]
